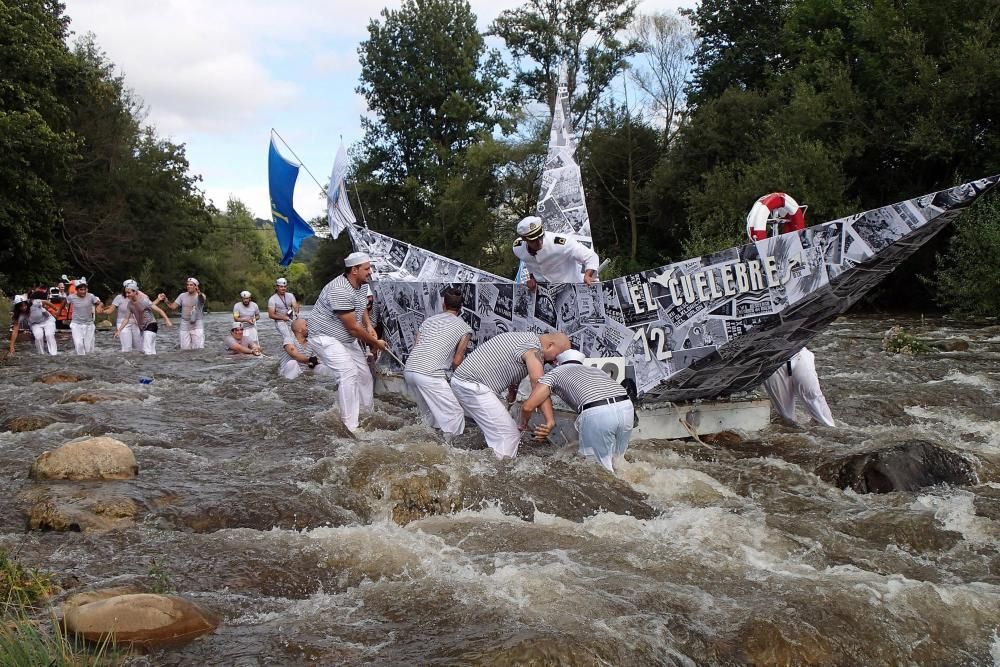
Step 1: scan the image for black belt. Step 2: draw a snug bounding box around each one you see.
[579,395,630,414]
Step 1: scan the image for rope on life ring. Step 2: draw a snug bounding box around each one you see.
[746,192,806,242]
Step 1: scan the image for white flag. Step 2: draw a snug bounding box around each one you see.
[327,143,356,239]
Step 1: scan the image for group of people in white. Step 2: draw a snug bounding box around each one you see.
[5,208,835,474]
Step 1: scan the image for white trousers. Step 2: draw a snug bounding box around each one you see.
[279,359,334,380]
[311,335,373,431]
[119,322,142,352]
[405,370,465,438]
[31,320,58,355]
[142,329,157,355]
[179,324,204,350]
[763,347,835,427]
[451,377,520,459]
[576,400,634,473]
[69,322,95,355]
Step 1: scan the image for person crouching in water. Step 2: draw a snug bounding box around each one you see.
[161,277,205,349]
[64,278,102,355]
[403,287,472,441]
[278,319,332,379]
[519,348,634,473]
[223,323,261,356]
[118,283,172,354]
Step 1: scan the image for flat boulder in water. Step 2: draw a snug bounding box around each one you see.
[3,415,53,432]
[929,338,970,352]
[30,436,138,481]
[63,593,220,648]
[38,372,87,384]
[817,440,977,493]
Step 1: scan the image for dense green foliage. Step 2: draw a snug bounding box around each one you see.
[932,194,1000,317]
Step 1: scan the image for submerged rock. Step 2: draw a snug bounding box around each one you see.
[929,338,970,352]
[38,372,87,384]
[30,436,138,481]
[63,593,220,648]
[2,415,53,432]
[26,494,138,532]
[817,440,977,494]
[60,392,119,404]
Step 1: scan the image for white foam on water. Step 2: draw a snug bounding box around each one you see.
[991,628,1000,665]
[910,491,1000,545]
[619,458,736,505]
[941,369,996,389]
[905,405,1000,452]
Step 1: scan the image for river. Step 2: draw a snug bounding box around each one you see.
[1,313,998,665]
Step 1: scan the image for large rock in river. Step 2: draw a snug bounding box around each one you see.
[817,440,977,494]
[30,437,138,481]
[63,593,220,648]
[3,415,53,432]
[38,372,87,384]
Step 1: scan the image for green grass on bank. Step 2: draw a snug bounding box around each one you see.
[1,549,127,666]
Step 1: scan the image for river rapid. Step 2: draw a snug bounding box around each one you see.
[1,313,999,666]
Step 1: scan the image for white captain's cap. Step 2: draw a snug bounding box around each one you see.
[275,278,288,286]
[517,216,545,240]
[123,279,138,290]
[556,349,586,365]
[345,252,371,267]
[239,290,251,298]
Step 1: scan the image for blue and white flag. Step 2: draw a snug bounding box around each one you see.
[327,142,357,240]
[268,137,315,266]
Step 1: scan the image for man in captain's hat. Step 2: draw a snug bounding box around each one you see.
[511,215,600,290]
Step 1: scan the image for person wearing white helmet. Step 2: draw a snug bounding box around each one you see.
[117,280,172,355]
[232,290,262,349]
[512,216,600,289]
[160,278,205,350]
[267,277,299,345]
[64,278,103,355]
[307,252,388,433]
[519,348,633,473]
[99,279,143,352]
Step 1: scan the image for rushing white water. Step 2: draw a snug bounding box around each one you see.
[1,314,999,665]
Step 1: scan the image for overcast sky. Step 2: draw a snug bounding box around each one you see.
[63,0,693,222]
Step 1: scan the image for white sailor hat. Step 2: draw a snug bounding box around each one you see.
[186,277,199,286]
[345,251,371,267]
[231,322,243,331]
[75,277,87,287]
[240,290,251,298]
[517,216,545,240]
[556,349,586,365]
[123,279,138,290]
[275,278,288,286]
[13,294,26,305]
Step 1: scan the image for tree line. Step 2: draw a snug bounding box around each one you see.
[2,0,998,315]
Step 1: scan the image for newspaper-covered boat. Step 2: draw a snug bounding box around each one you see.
[326,73,998,404]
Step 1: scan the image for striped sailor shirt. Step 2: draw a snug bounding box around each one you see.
[453,332,541,396]
[308,275,366,344]
[404,312,472,377]
[538,363,627,412]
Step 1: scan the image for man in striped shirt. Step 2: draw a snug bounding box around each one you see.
[520,348,633,473]
[451,330,571,459]
[308,252,388,432]
[404,287,472,441]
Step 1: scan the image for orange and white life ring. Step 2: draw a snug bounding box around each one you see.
[746,192,806,242]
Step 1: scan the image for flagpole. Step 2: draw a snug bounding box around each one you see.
[270,128,332,202]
